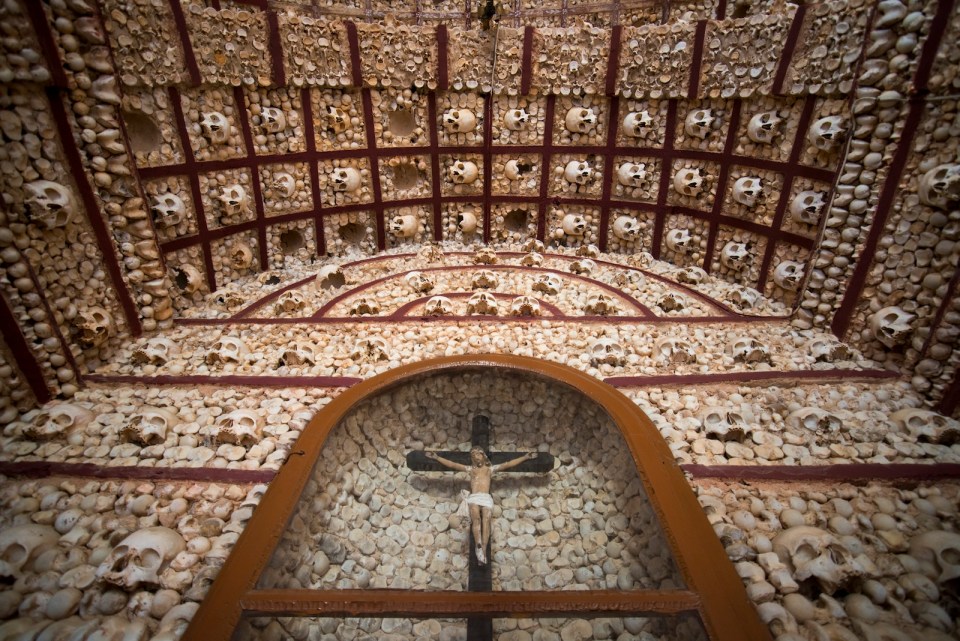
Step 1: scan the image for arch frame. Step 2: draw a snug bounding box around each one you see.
[183,354,772,641]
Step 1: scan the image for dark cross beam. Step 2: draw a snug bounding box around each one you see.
[406,415,554,641]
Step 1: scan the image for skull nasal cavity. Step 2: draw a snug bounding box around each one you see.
[393,162,420,190]
[388,109,416,137]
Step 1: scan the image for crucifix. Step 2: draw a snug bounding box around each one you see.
[406,415,554,641]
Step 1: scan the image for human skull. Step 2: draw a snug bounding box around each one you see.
[561,214,587,236]
[613,270,647,289]
[260,107,287,134]
[569,258,596,275]
[589,338,626,366]
[909,531,960,584]
[622,111,653,137]
[275,291,306,314]
[467,292,498,315]
[773,260,804,291]
[173,264,204,295]
[532,273,562,295]
[389,214,418,238]
[919,163,960,209]
[870,306,914,348]
[657,292,685,312]
[701,406,752,442]
[807,116,846,151]
[22,403,93,441]
[420,245,445,262]
[720,241,750,271]
[473,247,498,264]
[890,409,960,445]
[564,160,594,185]
[229,241,254,270]
[77,307,113,349]
[747,111,782,144]
[278,341,319,367]
[151,193,185,228]
[449,160,479,185]
[471,270,499,289]
[215,291,245,309]
[270,173,296,199]
[325,105,348,134]
[584,293,617,315]
[205,335,249,366]
[520,252,543,266]
[577,244,600,258]
[504,159,522,180]
[131,337,181,366]
[121,407,178,446]
[405,271,434,293]
[457,211,478,234]
[510,295,541,317]
[673,167,704,196]
[504,108,530,130]
[24,180,75,229]
[674,266,706,285]
[331,168,361,193]
[200,111,229,144]
[731,336,770,363]
[564,107,598,133]
[349,297,380,315]
[97,527,186,591]
[726,287,760,311]
[0,525,59,579]
[443,109,477,133]
[732,177,763,207]
[316,264,345,290]
[613,216,642,241]
[665,229,694,254]
[787,407,843,436]
[807,337,852,362]
[684,109,715,139]
[219,184,249,216]
[617,163,647,188]
[215,409,262,447]
[522,239,545,253]
[656,338,696,364]
[425,296,453,316]
[349,338,390,363]
[790,191,827,225]
[773,526,871,594]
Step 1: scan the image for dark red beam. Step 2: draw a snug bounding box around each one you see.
[0,290,52,404]
[84,374,362,387]
[231,86,270,271]
[0,461,275,483]
[605,367,900,387]
[702,99,742,275]
[771,4,807,96]
[166,0,202,86]
[685,463,960,482]
[22,1,68,88]
[651,100,679,260]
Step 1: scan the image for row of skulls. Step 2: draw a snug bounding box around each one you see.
[199,107,290,144]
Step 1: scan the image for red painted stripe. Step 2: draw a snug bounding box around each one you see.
[917,259,960,365]
[597,95,621,252]
[688,20,707,99]
[360,88,387,251]
[232,274,316,319]
[702,99,742,275]
[936,369,960,416]
[300,87,326,257]
[166,0,202,86]
[390,292,566,318]
[346,22,363,87]
[436,25,449,91]
[84,374,362,387]
[536,95,557,241]
[0,461,276,484]
[427,92,444,242]
[652,100,679,260]
[231,86,270,271]
[771,4,807,96]
[605,25,623,97]
[684,463,960,482]
[482,94,494,244]
[23,1,68,88]
[267,10,286,87]
[606,368,901,387]
[521,27,534,95]
[912,0,958,92]
[0,290,52,404]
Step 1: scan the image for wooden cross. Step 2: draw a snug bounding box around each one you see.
[406,415,554,641]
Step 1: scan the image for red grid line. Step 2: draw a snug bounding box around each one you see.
[233,274,317,319]
[267,10,286,87]
[84,373,362,387]
[687,20,707,99]
[683,463,960,482]
[427,92,444,241]
[301,87,327,256]
[936,369,960,416]
[536,95,558,241]
[597,95,621,251]
[47,88,142,336]
[604,25,623,97]
[912,0,958,94]
[651,100,679,259]
[436,25,449,90]
[771,4,807,96]
[605,367,900,387]
[701,99,742,275]
[390,292,566,318]
[482,94,494,244]
[345,22,363,87]
[0,289,52,404]
[166,0,202,86]
[176,314,777,326]
[22,1,68,88]
[361,88,387,250]
[521,27,534,95]
[917,255,960,366]
[22,258,82,382]
[0,461,276,484]
[232,86,270,271]
[715,0,727,20]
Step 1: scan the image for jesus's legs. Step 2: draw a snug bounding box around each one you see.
[480,506,492,564]
[469,504,485,564]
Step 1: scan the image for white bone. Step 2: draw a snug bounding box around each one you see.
[617,162,647,188]
[731,336,770,363]
[24,180,75,229]
[504,108,530,131]
[808,116,845,151]
[520,251,543,266]
[773,260,804,291]
[97,527,186,591]
[701,406,752,442]
[564,160,594,185]
[122,407,178,446]
[870,306,914,348]
[274,291,306,314]
[674,266,706,285]
[0,525,59,580]
[790,191,827,225]
[471,270,499,289]
[205,335,249,366]
[673,167,704,196]
[773,525,872,594]
[909,531,960,584]
[584,293,617,315]
[622,111,652,137]
[442,109,477,133]
[449,160,479,185]
[316,264,345,290]
[732,177,763,207]
[569,258,596,275]
[457,211,478,234]
[260,107,287,133]
[405,271,434,293]
[272,173,296,198]
[720,241,750,271]
[510,295,541,317]
[219,184,249,215]
[214,409,262,447]
[229,241,254,270]
[77,307,113,349]
[278,341,320,367]
[22,403,93,441]
[613,215,642,240]
[331,167,361,193]
[324,105,349,134]
[665,229,693,253]
[561,214,587,236]
[532,274,562,295]
[424,296,453,316]
[589,337,626,366]
[151,193,185,228]
[200,111,229,144]
[890,408,960,445]
[657,292,685,312]
[466,292,498,315]
[656,338,696,364]
[564,107,597,133]
[132,337,181,367]
[389,214,418,238]
[684,108,715,139]
[919,163,960,209]
[747,111,781,144]
[348,297,380,315]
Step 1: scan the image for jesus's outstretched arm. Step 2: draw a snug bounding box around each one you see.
[425,450,470,472]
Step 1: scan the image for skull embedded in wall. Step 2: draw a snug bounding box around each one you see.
[325,105,349,134]
[561,213,587,236]
[520,252,543,266]
[720,241,751,271]
[731,336,770,363]
[449,160,479,185]
[790,191,827,225]
[389,214,418,239]
[205,335,250,366]
[773,260,804,291]
[0,524,59,580]
[24,180,75,229]
[349,297,380,316]
[260,107,287,134]
[532,273,562,295]
[200,111,229,144]
[584,293,617,315]
[425,296,453,316]
[807,116,846,151]
[278,341,320,367]
[275,291,306,314]
[316,264,345,290]
[76,307,113,349]
[471,270,499,289]
[564,160,594,185]
[747,111,782,145]
[773,526,873,595]
[132,337,181,366]
[665,229,694,254]
[151,193,185,228]
[121,407,178,446]
[457,211,478,234]
[443,109,477,133]
[613,270,646,289]
[272,173,297,198]
[726,287,760,311]
[870,306,914,348]
[97,527,186,591]
[919,163,960,210]
[219,184,249,216]
[890,408,960,445]
[684,109,715,139]
[732,177,763,208]
[589,337,626,366]
[807,337,852,363]
[350,338,391,363]
[617,163,647,188]
[657,292,685,312]
[473,247,498,264]
[674,266,706,285]
[215,409,263,447]
[701,406,752,442]
[467,292,498,315]
[419,245,445,262]
[564,107,598,133]
[215,291,245,309]
[22,403,94,441]
[577,244,600,258]
[331,167,361,193]
[405,271,434,293]
[173,264,204,295]
[622,111,653,137]
[569,258,596,275]
[787,407,843,437]
[523,239,546,253]
[656,338,697,364]
[504,108,530,131]
[510,295,541,317]
[673,167,704,197]
[613,216,642,241]
[909,531,960,584]
[229,241,254,270]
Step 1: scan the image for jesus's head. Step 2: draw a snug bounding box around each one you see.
[470,447,490,467]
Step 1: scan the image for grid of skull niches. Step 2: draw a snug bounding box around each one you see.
[124,0,851,314]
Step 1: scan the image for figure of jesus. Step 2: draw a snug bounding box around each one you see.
[425,447,537,565]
